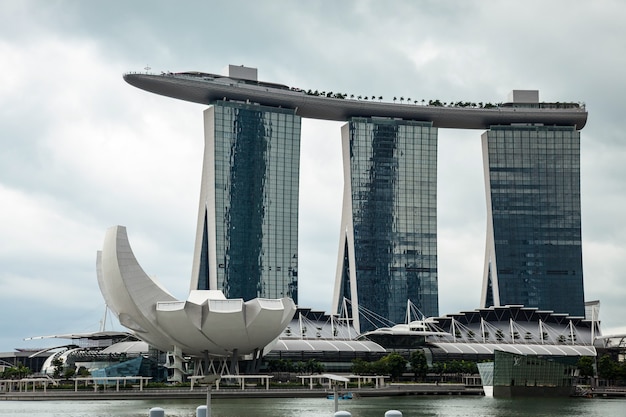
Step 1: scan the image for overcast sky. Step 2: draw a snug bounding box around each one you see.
[1,0,625,353]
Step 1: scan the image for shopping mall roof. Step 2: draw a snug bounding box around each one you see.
[430,342,596,357]
[271,339,386,353]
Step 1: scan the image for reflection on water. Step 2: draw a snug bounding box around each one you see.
[0,396,625,417]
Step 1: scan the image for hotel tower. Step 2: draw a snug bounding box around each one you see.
[123,69,588,331]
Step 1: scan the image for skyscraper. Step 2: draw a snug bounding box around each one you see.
[480,124,585,317]
[123,69,588,328]
[190,100,301,302]
[333,118,439,332]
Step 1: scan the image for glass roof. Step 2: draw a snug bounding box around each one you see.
[430,342,596,356]
[273,339,386,353]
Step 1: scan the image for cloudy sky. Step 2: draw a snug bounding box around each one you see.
[1,0,625,352]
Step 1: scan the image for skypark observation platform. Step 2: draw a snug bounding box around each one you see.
[123,72,588,130]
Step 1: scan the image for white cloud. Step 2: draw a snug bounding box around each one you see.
[0,184,98,260]
[0,273,96,308]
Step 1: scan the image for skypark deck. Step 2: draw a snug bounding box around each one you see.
[123,72,587,130]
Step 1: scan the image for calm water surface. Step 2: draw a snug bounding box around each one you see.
[0,396,624,417]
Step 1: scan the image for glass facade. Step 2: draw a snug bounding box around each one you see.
[197,101,300,302]
[482,125,584,317]
[91,357,158,383]
[337,118,438,331]
[493,350,575,389]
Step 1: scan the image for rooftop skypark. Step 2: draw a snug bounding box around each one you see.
[163,70,584,110]
[124,70,587,130]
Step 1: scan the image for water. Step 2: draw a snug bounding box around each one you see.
[0,396,624,417]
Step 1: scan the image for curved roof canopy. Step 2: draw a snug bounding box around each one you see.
[100,341,150,354]
[124,73,587,130]
[271,339,386,353]
[430,342,596,357]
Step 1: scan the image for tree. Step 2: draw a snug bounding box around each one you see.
[305,359,325,374]
[1,362,31,379]
[597,354,619,383]
[381,353,408,380]
[64,367,76,379]
[455,360,477,374]
[52,358,64,379]
[77,366,90,377]
[352,354,407,379]
[294,361,306,373]
[370,359,389,376]
[409,350,428,381]
[267,358,295,373]
[431,361,445,381]
[351,358,371,375]
[576,356,595,380]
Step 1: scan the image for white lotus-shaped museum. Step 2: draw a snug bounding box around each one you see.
[96,225,296,358]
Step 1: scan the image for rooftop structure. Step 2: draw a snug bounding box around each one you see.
[123,71,587,129]
[358,304,598,361]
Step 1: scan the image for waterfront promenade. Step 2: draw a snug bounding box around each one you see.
[4,384,626,401]
[0,383,484,401]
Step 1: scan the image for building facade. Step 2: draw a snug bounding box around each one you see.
[480,125,585,317]
[333,118,439,332]
[124,69,590,333]
[190,101,301,302]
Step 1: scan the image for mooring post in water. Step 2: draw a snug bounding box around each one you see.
[194,383,211,417]
[196,405,208,417]
[207,382,211,417]
[148,407,165,417]
[199,373,219,417]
